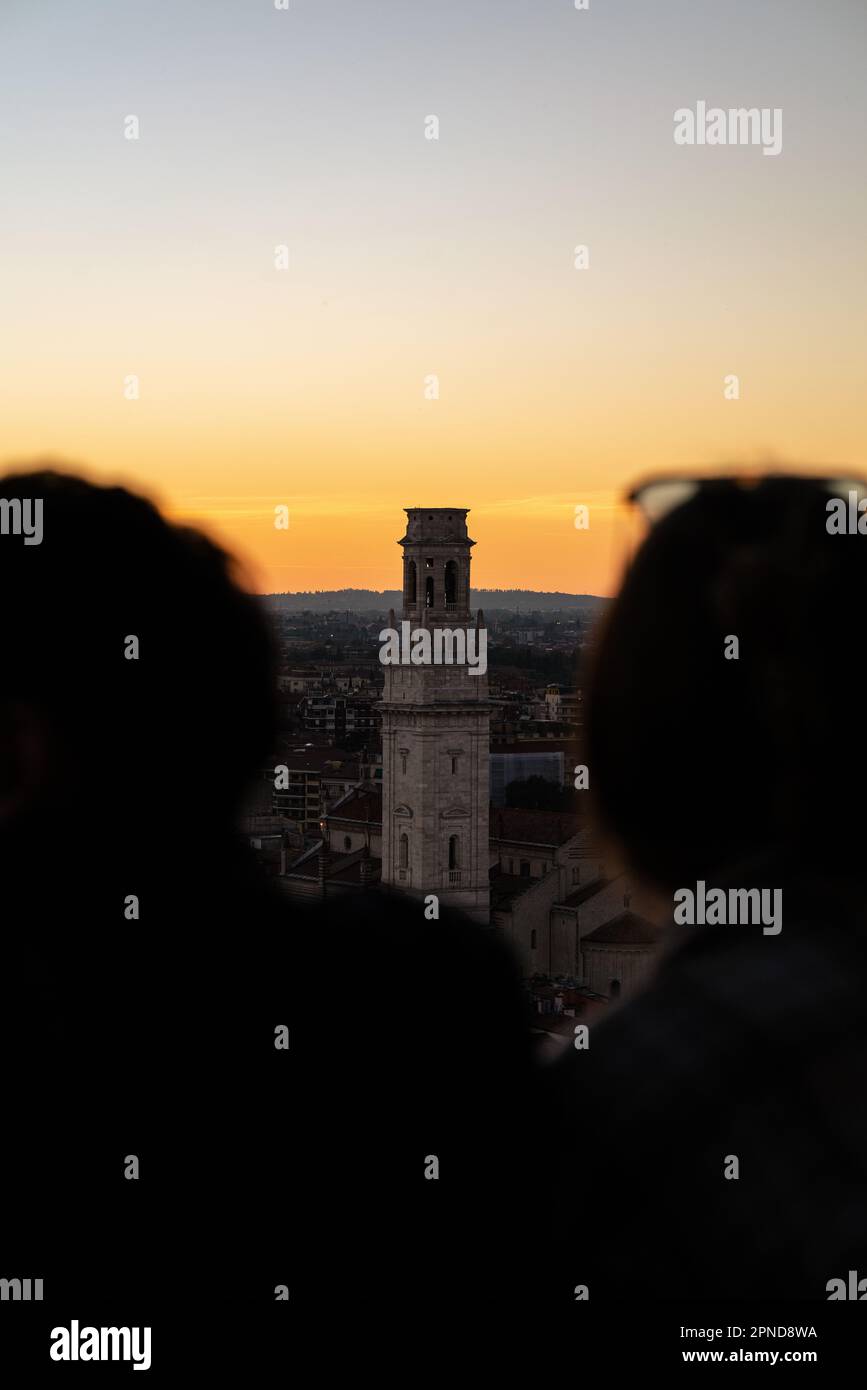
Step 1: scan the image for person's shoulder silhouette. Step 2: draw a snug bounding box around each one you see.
[547,475,867,1302]
[0,468,537,1321]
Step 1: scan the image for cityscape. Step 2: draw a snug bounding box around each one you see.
[4,0,865,1366]
[243,505,663,1041]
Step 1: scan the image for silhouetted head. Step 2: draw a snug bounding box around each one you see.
[0,469,276,859]
[587,475,867,893]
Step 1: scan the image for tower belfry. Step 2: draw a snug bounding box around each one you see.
[380,508,491,923]
[400,507,472,621]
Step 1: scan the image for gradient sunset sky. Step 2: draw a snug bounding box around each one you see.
[2,0,865,594]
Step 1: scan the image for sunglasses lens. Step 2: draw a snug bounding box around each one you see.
[632,475,867,526]
[826,478,867,505]
[632,480,699,523]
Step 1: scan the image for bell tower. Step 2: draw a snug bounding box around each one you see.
[380,508,491,923]
[400,507,472,621]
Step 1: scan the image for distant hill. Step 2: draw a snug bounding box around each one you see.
[261,589,609,613]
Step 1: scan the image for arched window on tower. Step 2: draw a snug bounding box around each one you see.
[448,835,459,870]
[399,833,409,869]
[444,560,457,608]
[425,575,434,608]
[406,560,416,605]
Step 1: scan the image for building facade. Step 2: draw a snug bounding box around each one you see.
[379,508,491,923]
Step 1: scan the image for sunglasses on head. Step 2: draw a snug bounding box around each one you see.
[626,472,867,525]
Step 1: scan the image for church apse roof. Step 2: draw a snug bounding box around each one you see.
[582,911,663,946]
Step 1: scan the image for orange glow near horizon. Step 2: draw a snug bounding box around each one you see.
[2,456,863,600]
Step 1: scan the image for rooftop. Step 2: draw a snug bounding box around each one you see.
[582,911,662,946]
[326,786,382,824]
[561,877,613,909]
[274,743,358,774]
[490,806,583,847]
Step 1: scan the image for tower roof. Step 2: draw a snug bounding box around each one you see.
[399,508,474,547]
